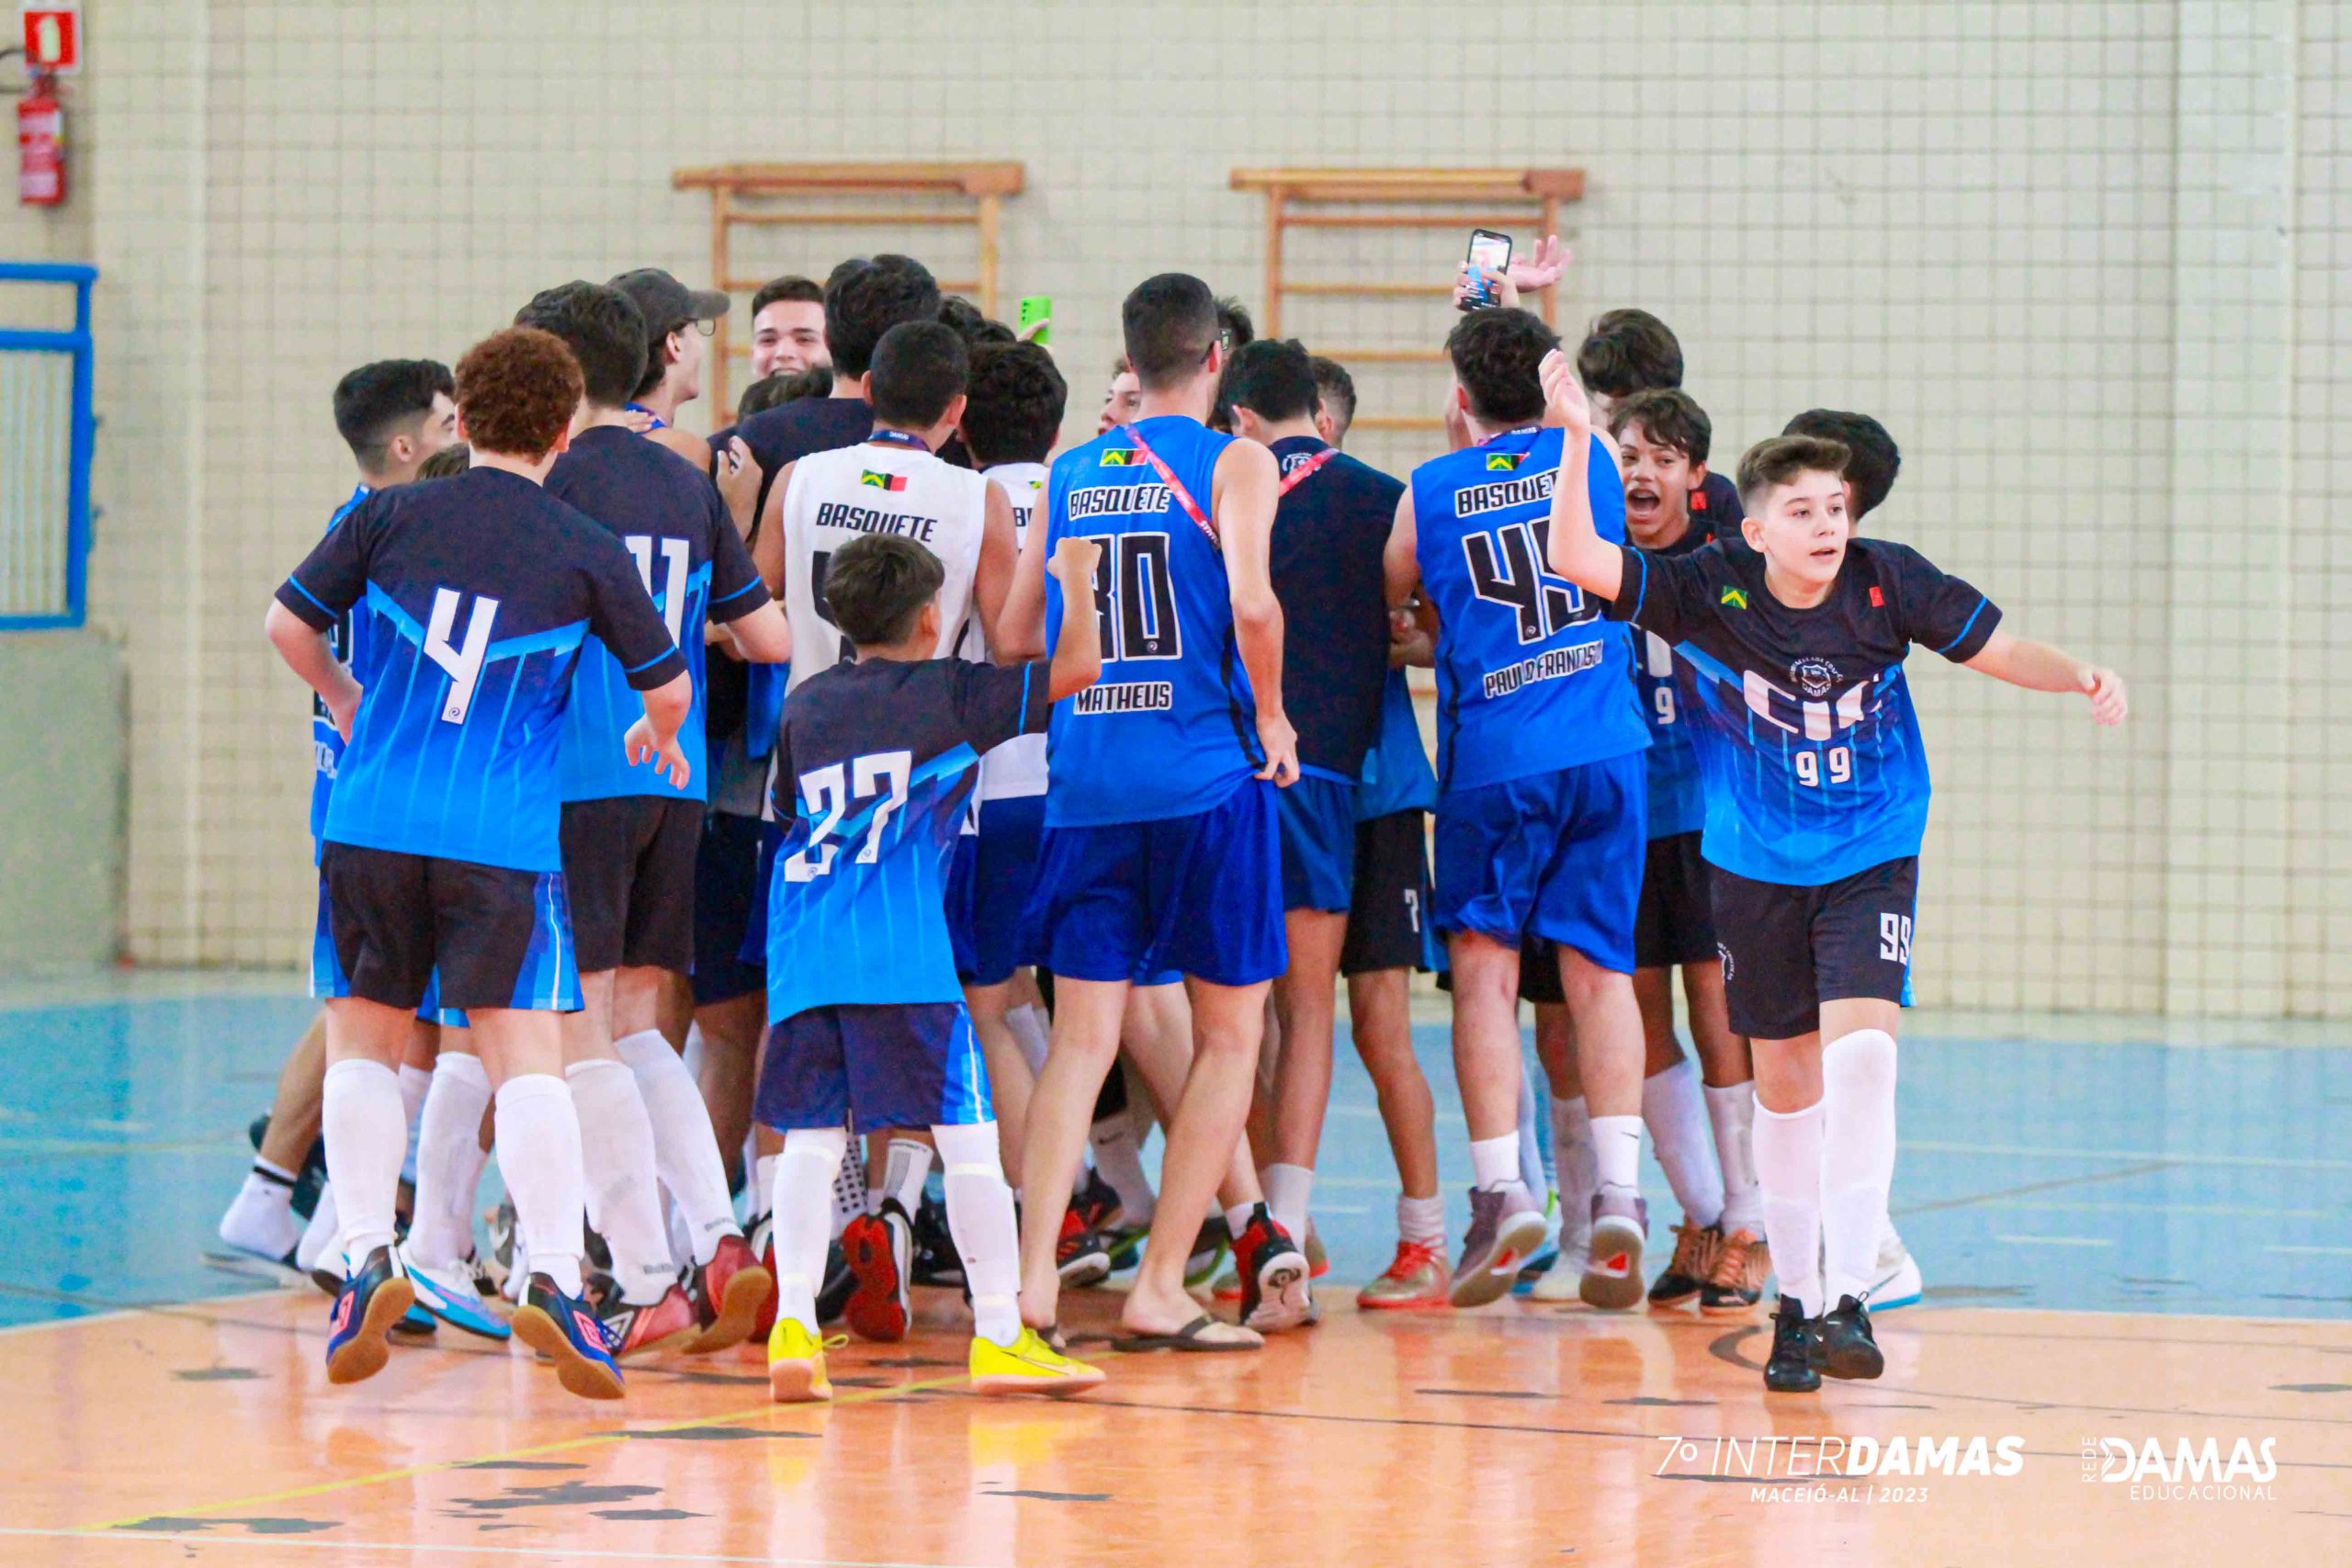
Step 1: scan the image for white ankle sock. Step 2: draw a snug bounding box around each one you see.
[615,1028,739,1266]
[1754,1099,1825,1314]
[1550,1095,1596,1226]
[219,1161,302,1259]
[1642,1060,1724,1228]
[1087,1112,1154,1224]
[322,1059,407,1269]
[1703,1080,1762,1234]
[1468,1133,1521,1193]
[1821,1029,1898,1305]
[1263,1163,1314,1249]
[565,1059,675,1304]
[1223,1201,1258,1240]
[408,1051,492,1269]
[1005,1003,1051,1074]
[494,1073,589,1298]
[1589,1113,1644,1196]
[1397,1192,1445,1247]
[773,1125,849,1334]
[883,1136,933,1215]
[935,1122,1021,1347]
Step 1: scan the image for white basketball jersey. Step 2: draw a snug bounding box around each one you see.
[975,461,1050,803]
[779,440,989,691]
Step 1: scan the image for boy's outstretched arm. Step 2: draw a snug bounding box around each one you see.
[1963,630,2129,725]
[265,601,362,741]
[1535,349,1623,600]
[1043,535,1103,701]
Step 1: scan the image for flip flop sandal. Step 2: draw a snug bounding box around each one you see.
[1110,1314,1261,1353]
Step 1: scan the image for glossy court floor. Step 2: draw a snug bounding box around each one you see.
[3,971,2347,1565]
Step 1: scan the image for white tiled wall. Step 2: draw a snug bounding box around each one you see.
[52,1,2349,1017]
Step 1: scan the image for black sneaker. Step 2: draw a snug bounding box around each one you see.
[1070,1168,1124,1235]
[1233,1202,1312,1331]
[1763,1296,1822,1393]
[1645,1221,1719,1310]
[1815,1293,1884,1381]
[910,1190,963,1287]
[816,1237,856,1324]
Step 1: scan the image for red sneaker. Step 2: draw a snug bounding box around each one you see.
[1231,1202,1312,1331]
[686,1232,773,1354]
[841,1201,910,1343]
[594,1280,698,1359]
[746,1216,777,1343]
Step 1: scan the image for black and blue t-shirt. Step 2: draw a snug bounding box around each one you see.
[1268,435,1400,784]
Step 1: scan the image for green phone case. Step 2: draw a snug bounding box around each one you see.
[1018,295,1051,345]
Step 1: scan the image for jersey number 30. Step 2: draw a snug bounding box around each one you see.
[783,750,911,882]
[1080,532,1182,661]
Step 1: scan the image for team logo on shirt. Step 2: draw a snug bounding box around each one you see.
[1100,448,1143,467]
[1791,657,1842,698]
[1720,586,1748,609]
[1485,451,1524,472]
[859,469,909,491]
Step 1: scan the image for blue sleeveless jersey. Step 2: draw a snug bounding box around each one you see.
[1412,427,1648,793]
[1040,415,1261,827]
[309,482,371,842]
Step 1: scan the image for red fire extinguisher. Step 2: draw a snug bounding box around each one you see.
[19,71,62,207]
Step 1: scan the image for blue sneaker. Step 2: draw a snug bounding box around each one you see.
[511,1272,625,1400]
[324,1244,415,1385]
[400,1241,511,1341]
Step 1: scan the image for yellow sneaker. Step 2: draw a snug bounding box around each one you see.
[767,1318,842,1402]
[969,1325,1105,1396]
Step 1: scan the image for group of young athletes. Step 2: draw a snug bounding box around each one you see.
[224,243,2127,1404]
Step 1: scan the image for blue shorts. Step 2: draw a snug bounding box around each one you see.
[755,1001,991,1135]
[950,795,1046,987]
[1018,777,1286,987]
[693,811,766,1005]
[1432,752,1646,975]
[1276,773,1357,914]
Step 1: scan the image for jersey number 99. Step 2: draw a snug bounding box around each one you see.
[1792,745,1853,788]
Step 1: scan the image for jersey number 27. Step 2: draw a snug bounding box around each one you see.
[783,750,911,881]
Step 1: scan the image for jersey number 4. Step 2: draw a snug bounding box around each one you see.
[1080,532,1182,661]
[1464,519,1590,644]
[783,750,911,882]
[625,535,692,645]
[425,588,501,724]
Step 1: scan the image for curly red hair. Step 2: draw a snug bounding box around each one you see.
[454,327,582,459]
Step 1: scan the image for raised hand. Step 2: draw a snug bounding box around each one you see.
[1538,348,1590,441]
[1507,234,1571,293]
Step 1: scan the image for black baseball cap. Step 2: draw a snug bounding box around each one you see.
[608,268,729,335]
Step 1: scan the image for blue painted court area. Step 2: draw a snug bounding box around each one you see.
[2,977,2346,1328]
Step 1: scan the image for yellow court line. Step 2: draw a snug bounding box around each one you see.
[79,1361,1017,1533]
[3,1528,982,1568]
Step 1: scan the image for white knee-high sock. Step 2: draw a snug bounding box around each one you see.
[831,1130,867,1239]
[883,1136,933,1214]
[1821,1029,1898,1305]
[1551,1095,1596,1229]
[1263,1163,1314,1248]
[565,1059,675,1304]
[1642,1060,1724,1228]
[494,1073,589,1298]
[297,1182,341,1276]
[1590,1114,1644,1196]
[409,1051,493,1269]
[1703,1080,1762,1234]
[935,1122,1021,1346]
[1005,1003,1052,1075]
[1516,1066,1550,1194]
[772,1125,850,1334]
[398,1063,432,1188]
[616,1028,740,1266]
[1754,1100,1825,1314]
[322,1059,408,1271]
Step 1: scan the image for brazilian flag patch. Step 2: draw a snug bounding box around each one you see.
[1485,452,1523,472]
[1100,448,1142,467]
[859,469,908,491]
[1720,586,1749,609]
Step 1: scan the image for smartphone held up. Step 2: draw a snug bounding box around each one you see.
[1459,229,1512,310]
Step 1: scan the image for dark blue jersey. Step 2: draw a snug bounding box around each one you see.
[1041,416,1262,826]
[1413,427,1649,793]
[276,467,686,873]
[1633,520,1716,840]
[1268,435,1399,782]
[1694,470,1744,528]
[1355,667,1438,820]
[309,482,371,841]
[546,426,769,804]
[763,656,1050,1021]
[1601,536,2001,885]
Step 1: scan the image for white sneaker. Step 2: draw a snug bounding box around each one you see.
[1866,1228,1924,1312]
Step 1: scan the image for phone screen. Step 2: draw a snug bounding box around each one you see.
[1462,230,1512,310]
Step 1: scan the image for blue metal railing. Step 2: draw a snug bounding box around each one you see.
[0,261,96,629]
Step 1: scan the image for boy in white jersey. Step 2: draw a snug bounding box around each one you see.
[752,319,1018,1341]
[945,342,1068,1193]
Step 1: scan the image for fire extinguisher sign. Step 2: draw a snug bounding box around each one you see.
[21,5,79,74]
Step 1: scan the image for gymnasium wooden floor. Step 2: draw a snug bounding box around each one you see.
[4,976,2348,1564]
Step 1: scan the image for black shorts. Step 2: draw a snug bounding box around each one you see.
[1711,856,1917,1041]
[560,795,702,976]
[1634,830,1719,970]
[1433,934,1566,1004]
[693,811,766,1005]
[313,842,581,1013]
[1340,809,1436,976]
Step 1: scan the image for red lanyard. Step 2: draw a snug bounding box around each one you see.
[1278,446,1339,495]
[1115,423,1217,546]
